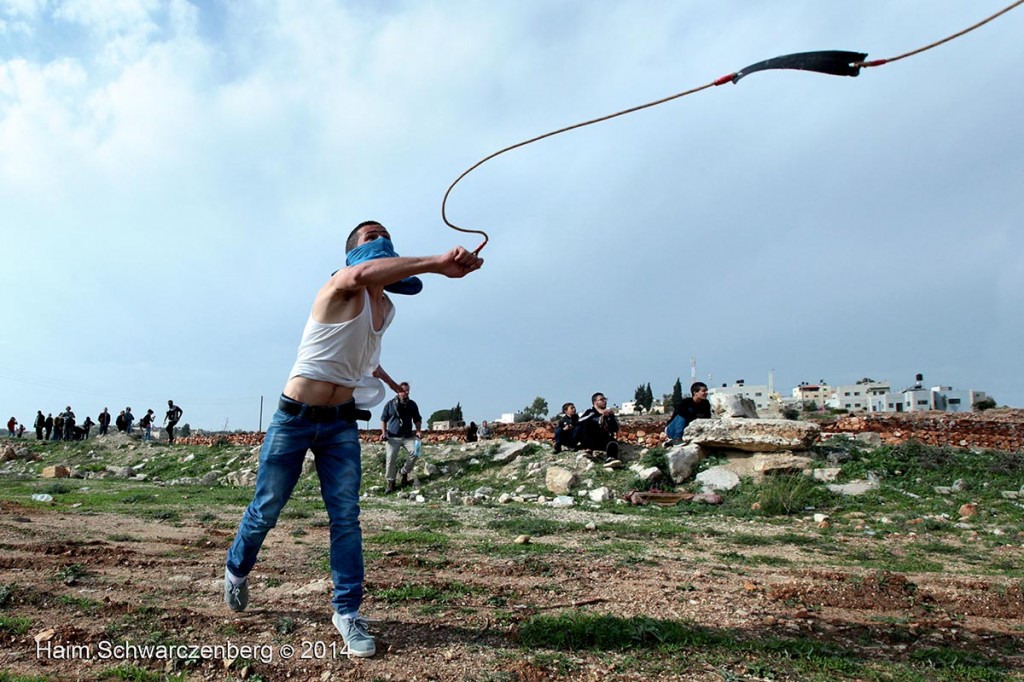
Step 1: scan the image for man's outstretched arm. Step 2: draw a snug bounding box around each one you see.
[331,247,483,293]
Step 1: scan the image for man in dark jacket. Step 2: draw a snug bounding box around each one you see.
[34,411,45,440]
[576,392,620,461]
[379,382,422,492]
[666,382,712,440]
[164,400,184,444]
[97,408,111,436]
[553,402,578,454]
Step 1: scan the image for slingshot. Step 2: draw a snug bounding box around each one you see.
[441,0,1024,255]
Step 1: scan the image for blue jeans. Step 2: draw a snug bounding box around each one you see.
[226,404,364,614]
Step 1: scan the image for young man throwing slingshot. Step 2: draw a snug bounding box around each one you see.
[224,221,483,657]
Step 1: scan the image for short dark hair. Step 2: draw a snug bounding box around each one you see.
[399,382,410,391]
[690,382,708,395]
[591,393,605,404]
[561,402,574,413]
[345,220,383,252]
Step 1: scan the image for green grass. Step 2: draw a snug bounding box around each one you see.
[0,615,33,635]
[374,581,472,604]
[57,595,101,612]
[485,515,584,537]
[0,583,15,608]
[518,612,1015,681]
[55,563,89,585]
[367,530,451,549]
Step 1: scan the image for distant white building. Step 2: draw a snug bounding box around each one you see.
[865,375,987,413]
[792,382,833,410]
[496,412,517,425]
[709,380,773,411]
[828,380,890,412]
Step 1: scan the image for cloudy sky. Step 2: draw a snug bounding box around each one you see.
[2,0,1021,431]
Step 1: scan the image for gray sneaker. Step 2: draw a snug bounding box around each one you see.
[224,568,248,612]
[332,613,376,658]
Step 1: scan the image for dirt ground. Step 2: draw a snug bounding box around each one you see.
[2,497,1022,682]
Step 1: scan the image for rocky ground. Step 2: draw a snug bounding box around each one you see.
[1,410,1023,681]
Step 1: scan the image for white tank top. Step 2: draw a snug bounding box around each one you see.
[288,290,395,409]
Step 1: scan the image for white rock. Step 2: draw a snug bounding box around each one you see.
[588,487,611,502]
[695,467,741,491]
[828,479,878,496]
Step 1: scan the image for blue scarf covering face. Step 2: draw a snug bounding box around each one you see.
[342,237,423,295]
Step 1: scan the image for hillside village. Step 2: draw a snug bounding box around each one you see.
[611,372,990,421]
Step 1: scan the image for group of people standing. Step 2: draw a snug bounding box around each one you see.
[11,400,185,444]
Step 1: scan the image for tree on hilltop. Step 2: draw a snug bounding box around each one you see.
[515,396,548,422]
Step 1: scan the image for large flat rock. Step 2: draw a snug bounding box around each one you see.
[683,418,820,452]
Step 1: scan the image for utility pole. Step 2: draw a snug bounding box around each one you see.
[259,395,264,433]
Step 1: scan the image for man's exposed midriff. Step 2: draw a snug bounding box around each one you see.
[283,377,356,406]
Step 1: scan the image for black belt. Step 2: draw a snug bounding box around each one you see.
[278,396,371,423]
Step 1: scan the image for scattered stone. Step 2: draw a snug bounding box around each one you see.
[958,503,978,518]
[226,469,257,486]
[603,459,623,470]
[710,394,759,418]
[301,452,315,476]
[665,443,704,483]
[691,492,723,505]
[813,513,830,524]
[498,493,513,504]
[751,453,815,481]
[951,479,967,492]
[636,466,662,483]
[514,535,531,545]
[588,487,611,502]
[545,467,578,495]
[492,442,529,464]
[695,467,740,492]
[550,495,574,508]
[585,521,596,531]
[41,465,71,478]
[852,432,883,447]
[811,467,842,483]
[34,628,57,643]
[827,479,878,496]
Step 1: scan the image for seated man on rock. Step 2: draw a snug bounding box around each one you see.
[576,392,620,461]
[553,402,578,454]
[665,381,712,442]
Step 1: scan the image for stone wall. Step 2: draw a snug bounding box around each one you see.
[822,410,1024,452]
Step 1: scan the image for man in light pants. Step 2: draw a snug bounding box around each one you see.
[379,382,422,493]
